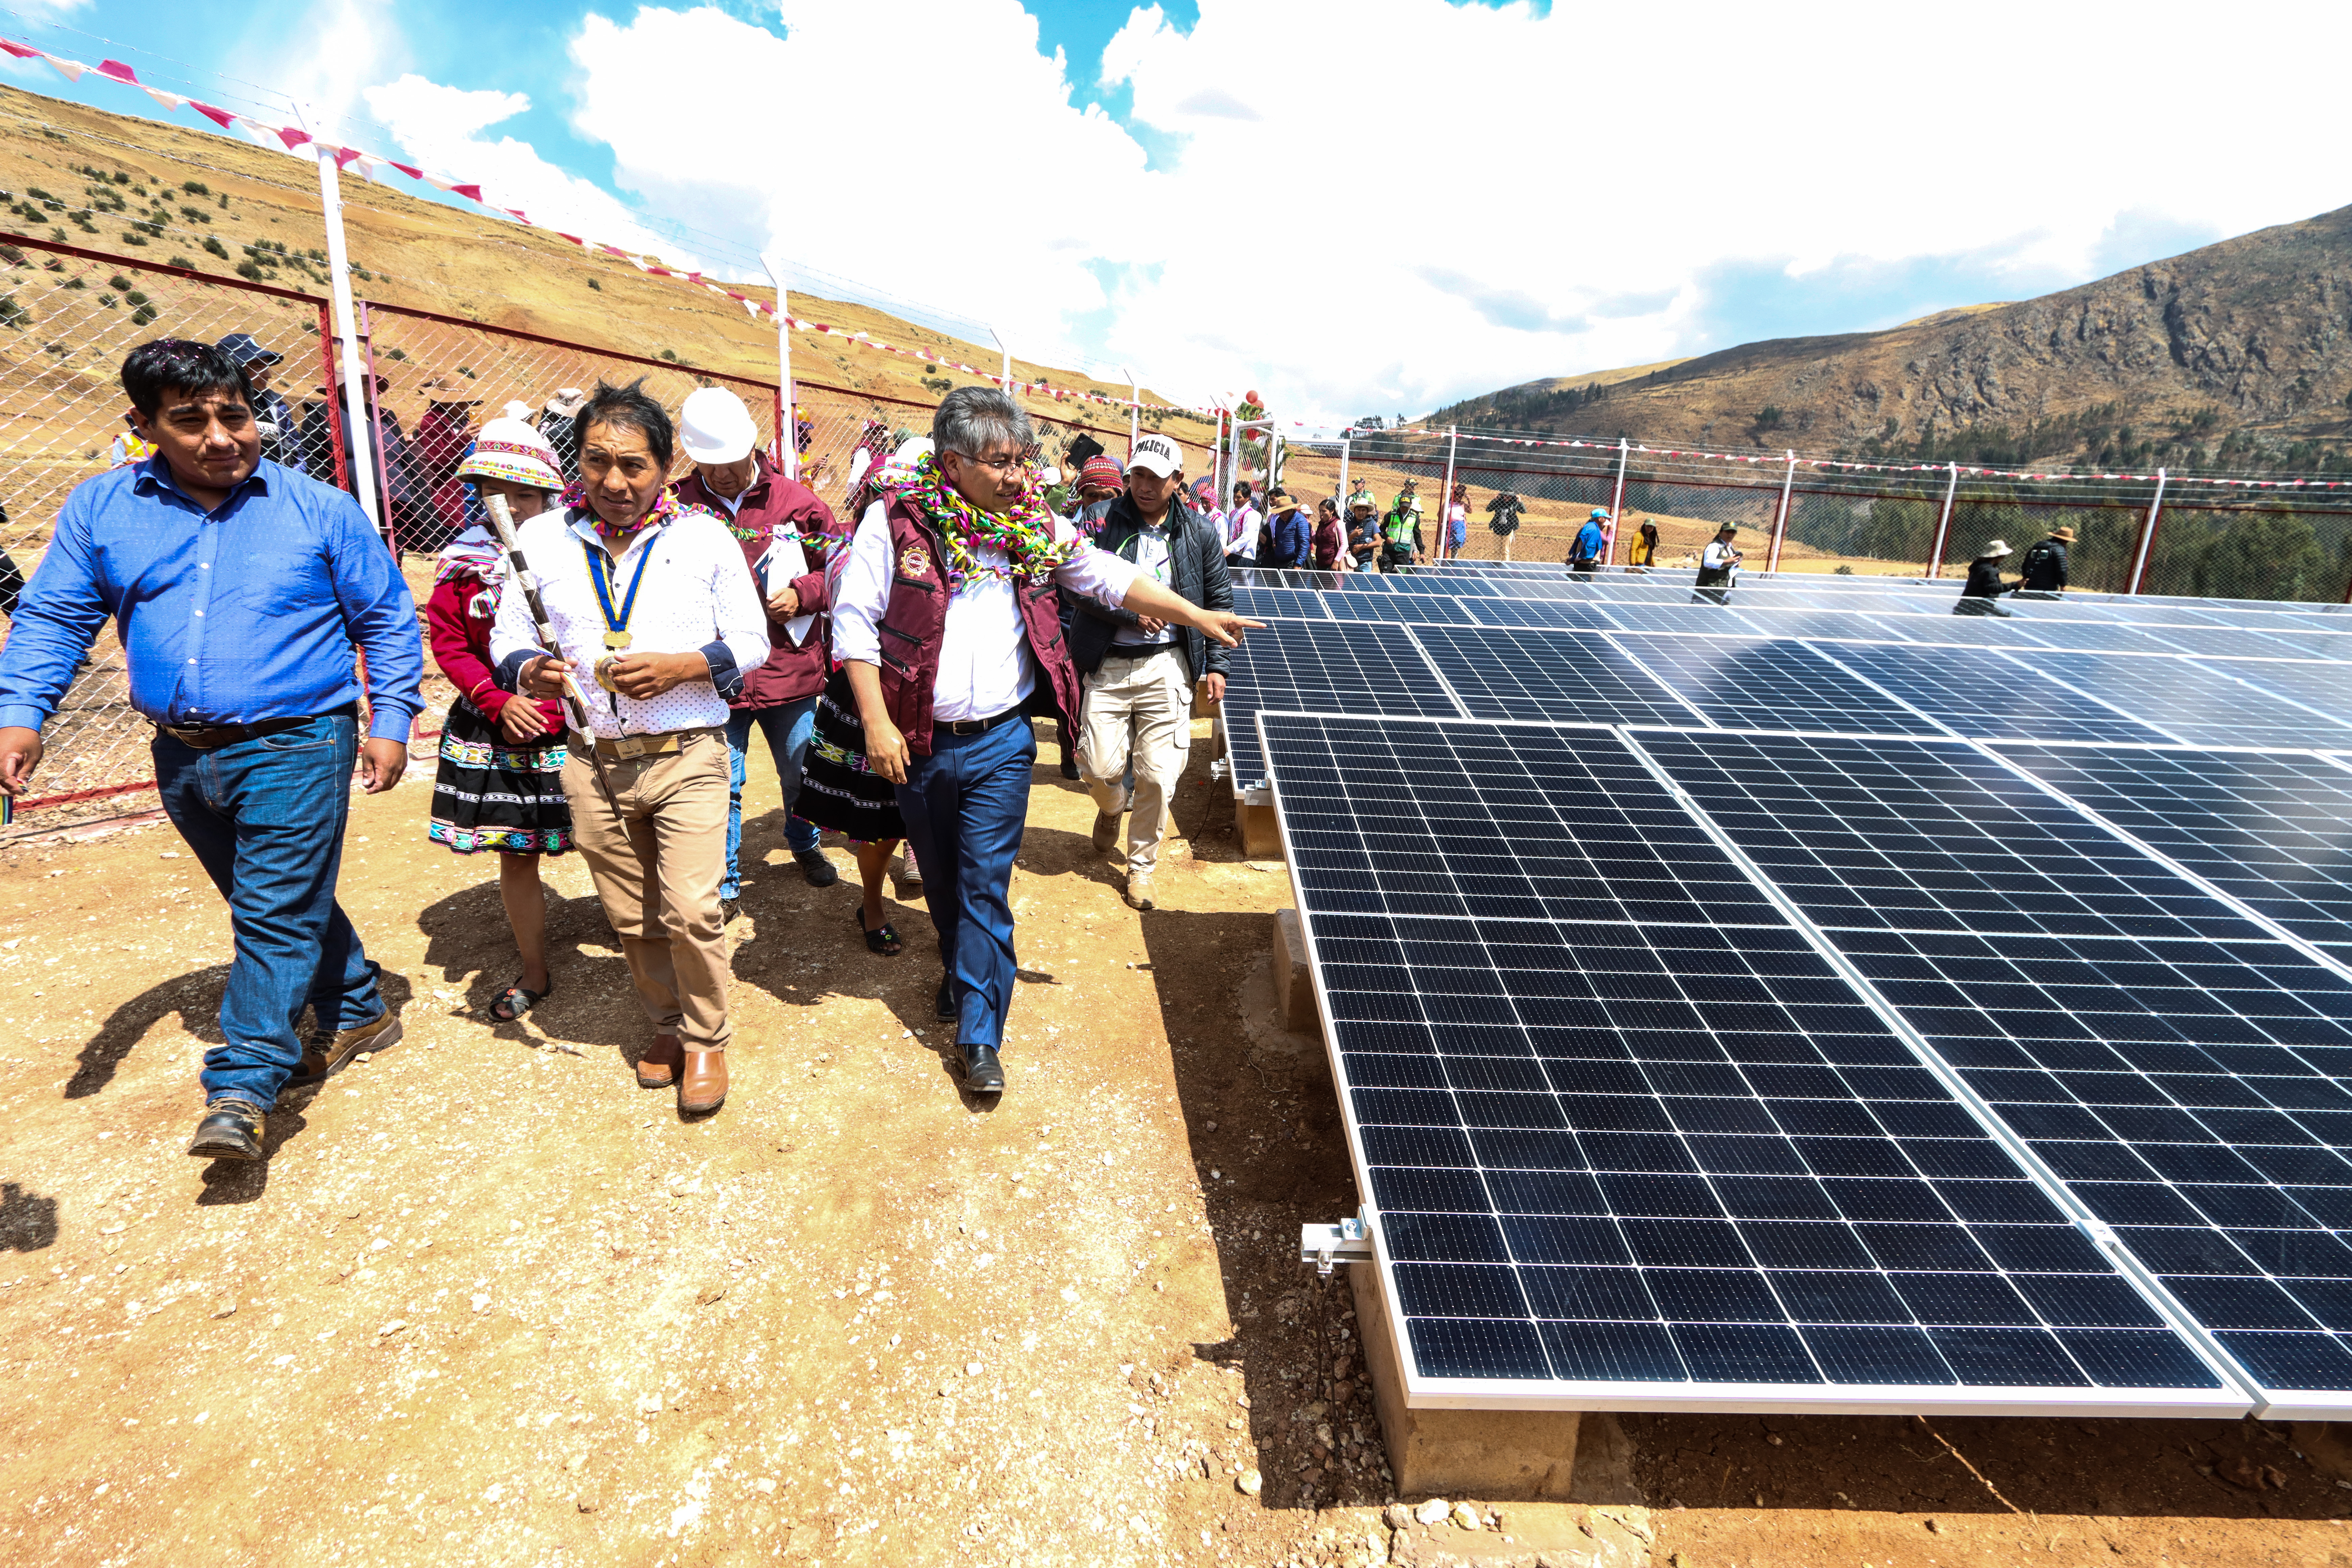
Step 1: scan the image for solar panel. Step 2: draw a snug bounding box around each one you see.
[1233,585,1329,621]
[2137,627,2329,660]
[1473,597,1619,632]
[2007,623,2213,657]
[1220,621,1459,791]
[1610,633,1947,736]
[1732,610,1916,643]
[1811,643,2176,744]
[2010,651,2352,750]
[1993,743,2352,963]
[1262,713,2238,1411]
[1632,729,2352,1412]
[1324,592,1478,626]
[1601,603,1761,634]
[1405,625,1709,728]
[2196,660,2352,728]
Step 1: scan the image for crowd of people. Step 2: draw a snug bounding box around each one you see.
[0,339,1258,1157]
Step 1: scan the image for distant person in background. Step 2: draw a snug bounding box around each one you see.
[1693,522,1744,605]
[1381,490,1420,571]
[0,338,421,1161]
[1223,479,1261,568]
[106,410,156,470]
[538,387,587,482]
[1261,489,1310,568]
[1628,517,1661,568]
[1443,483,1469,560]
[1486,489,1524,540]
[1347,477,1375,519]
[669,387,846,912]
[412,376,484,551]
[1568,507,1609,576]
[1347,493,1382,571]
[1312,497,1344,570]
[217,334,292,468]
[2013,526,2072,594]
[1955,540,2015,616]
[423,418,572,1023]
[1074,456,1124,534]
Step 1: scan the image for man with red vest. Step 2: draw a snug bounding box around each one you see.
[672,387,844,911]
[833,388,1258,1095]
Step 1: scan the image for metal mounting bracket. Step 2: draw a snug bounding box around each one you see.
[1299,1212,1372,1277]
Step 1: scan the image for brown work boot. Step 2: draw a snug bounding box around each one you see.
[679,1049,728,1116]
[636,1033,684,1089]
[1091,811,1121,854]
[294,1007,403,1084]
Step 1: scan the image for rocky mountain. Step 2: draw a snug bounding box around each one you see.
[1433,205,2352,473]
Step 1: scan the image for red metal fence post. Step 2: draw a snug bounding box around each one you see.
[2126,467,2169,595]
[316,302,349,493]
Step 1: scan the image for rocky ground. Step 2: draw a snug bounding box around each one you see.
[2,719,2349,1567]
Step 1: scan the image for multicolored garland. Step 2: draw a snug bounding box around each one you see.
[892,454,1077,590]
[560,483,714,541]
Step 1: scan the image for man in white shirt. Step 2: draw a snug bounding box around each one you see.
[1224,479,1260,566]
[491,383,769,1117]
[832,388,1259,1095]
[1693,522,1744,605]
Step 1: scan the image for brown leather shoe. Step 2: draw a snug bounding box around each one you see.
[679,1048,728,1116]
[637,1033,684,1089]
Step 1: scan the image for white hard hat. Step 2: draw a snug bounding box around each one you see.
[679,386,758,465]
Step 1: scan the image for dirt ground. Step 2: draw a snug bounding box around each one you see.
[3,719,2352,1568]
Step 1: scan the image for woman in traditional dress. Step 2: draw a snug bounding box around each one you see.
[795,439,928,956]
[424,417,573,1019]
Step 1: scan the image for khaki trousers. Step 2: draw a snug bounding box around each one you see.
[563,729,733,1052]
[1078,646,1193,875]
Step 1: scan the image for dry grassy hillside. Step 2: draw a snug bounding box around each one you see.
[1438,206,2352,471]
[0,81,1188,447]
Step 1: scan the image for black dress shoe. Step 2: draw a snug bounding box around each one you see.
[795,848,840,887]
[188,1098,265,1161]
[962,1043,1005,1094]
[936,975,957,1022]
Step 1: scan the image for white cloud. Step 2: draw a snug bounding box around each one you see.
[264,0,2352,424]
[360,73,692,264]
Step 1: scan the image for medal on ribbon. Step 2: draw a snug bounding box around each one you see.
[584,539,653,693]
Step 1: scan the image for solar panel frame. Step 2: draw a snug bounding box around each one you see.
[1261,711,2248,1415]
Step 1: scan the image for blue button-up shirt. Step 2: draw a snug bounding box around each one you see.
[0,456,423,742]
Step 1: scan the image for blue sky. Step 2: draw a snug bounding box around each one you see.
[3,0,2342,424]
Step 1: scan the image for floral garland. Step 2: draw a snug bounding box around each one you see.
[560,483,714,540]
[893,453,1076,589]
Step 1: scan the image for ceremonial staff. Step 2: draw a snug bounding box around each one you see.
[479,491,619,810]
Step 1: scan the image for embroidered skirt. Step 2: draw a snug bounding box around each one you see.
[793,667,906,845]
[427,700,573,855]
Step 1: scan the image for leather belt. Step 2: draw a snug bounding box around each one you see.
[155,715,319,751]
[569,726,719,762]
[938,708,1029,737]
[1107,641,1178,658]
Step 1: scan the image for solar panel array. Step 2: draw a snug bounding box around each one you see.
[1214,555,2352,1416]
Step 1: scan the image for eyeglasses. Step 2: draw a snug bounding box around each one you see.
[950,449,1029,475]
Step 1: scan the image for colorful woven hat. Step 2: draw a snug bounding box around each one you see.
[1079,455,1125,493]
[457,417,563,492]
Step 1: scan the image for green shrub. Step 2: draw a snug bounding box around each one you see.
[131,303,158,326]
[202,236,228,260]
[0,294,27,329]
[182,180,210,196]
[109,274,132,290]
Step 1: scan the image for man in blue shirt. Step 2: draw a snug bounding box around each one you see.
[1569,507,1610,576]
[0,339,424,1163]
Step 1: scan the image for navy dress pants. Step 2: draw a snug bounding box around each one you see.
[895,715,1035,1050]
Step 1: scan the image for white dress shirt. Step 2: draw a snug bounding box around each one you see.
[833,501,1140,722]
[489,507,770,739]
[1226,504,1261,561]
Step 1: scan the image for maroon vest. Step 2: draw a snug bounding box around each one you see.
[875,492,1083,756]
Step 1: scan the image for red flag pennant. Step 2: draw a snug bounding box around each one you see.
[277,126,311,150]
[96,58,138,83]
[0,40,39,60]
[189,100,237,129]
[333,146,364,171]
[390,162,423,179]
[450,183,483,201]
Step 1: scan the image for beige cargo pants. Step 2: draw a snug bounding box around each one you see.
[1077,645,1194,876]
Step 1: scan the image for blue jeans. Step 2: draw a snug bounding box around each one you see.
[722,697,821,899]
[153,711,384,1111]
[896,716,1035,1049]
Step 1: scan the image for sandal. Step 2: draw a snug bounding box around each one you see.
[853,904,903,957]
[487,976,551,1022]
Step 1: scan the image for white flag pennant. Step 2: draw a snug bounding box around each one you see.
[43,53,84,83]
[141,87,186,113]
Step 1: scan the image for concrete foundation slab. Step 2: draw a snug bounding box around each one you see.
[1273,908,1320,1034]
[1350,1260,1582,1500]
